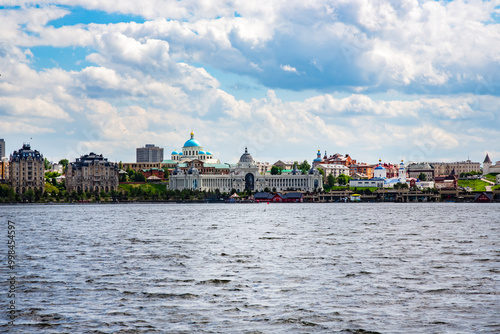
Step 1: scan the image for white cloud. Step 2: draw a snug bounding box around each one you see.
[280,64,298,74]
[0,120,55,134]
[0,1,499,164]
[0,96,71,120]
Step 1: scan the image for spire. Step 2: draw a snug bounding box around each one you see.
[190,130,194,139]
[484,153,491,163]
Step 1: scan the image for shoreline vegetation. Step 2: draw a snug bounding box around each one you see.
[1,180,499,204]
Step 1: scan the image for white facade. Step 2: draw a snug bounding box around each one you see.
[170,148,323,193]
[398,160,407,179]
[317,163,350,177]
[483,154,500,175]
[373,160,386,179]
[350,178,385,188]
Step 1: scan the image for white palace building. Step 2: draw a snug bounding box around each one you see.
[169,138,323,193]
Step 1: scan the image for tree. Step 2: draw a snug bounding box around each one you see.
[163,167,170,180]
[136,172,146,182]
[24,189,35,202]
[317,168,324,176]
[337,174,350,186]
[327,174,336,187]
[270,166,282,175]
[418,172,427,181]
[58,159,69,173]
[299,160,311,174]
[44,158,51,170]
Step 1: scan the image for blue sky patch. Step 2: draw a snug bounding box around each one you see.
[47,6,146,28]
[29,46,94,71]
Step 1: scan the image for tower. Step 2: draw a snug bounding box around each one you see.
[398,159,407,180]
[313,149,322,166]
[483,153,492,175]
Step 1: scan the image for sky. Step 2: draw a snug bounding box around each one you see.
[0,0,499,166]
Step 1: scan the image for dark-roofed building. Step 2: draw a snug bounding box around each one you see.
[253,192,304,203]
[9,144,45,194]
[435,169,458,190]
[475,192,493,203]
[66,152,118,193]
[408,162,435,180]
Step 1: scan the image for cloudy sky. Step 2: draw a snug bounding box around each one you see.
[1,0,499,165]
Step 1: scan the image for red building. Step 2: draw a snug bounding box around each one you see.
[322,152,357,166]
[475,192,493,203]
[253,192,304,203]
[140,168,165,180]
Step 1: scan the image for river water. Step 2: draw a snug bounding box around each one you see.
[1,203,499,333]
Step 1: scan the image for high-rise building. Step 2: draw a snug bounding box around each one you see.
[66,152,118,193]
[9,144,45,194]
[0,138,5,158]
[136,144,164,163]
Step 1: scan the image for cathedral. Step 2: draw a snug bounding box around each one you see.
[170,131,220,164]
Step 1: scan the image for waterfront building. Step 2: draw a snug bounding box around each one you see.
[483,153,500,175]
[0,138,5,158]
[136,144,164,163]
[253,192,304,203]
[351,159,409,189]
[349,178,385,188]
[169,148,323,193]
[170,132,220,163]
[432,160,480,176]
[66,152,118,193]
[435,170,458,190]
[408,162,435,180]
[9,144,45,194]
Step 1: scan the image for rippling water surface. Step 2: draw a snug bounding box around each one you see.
[1,203,499,333]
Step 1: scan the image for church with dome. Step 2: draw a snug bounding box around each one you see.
[169,146,323,193]
[170,131,220,164]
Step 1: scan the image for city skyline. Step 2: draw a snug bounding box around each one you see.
[1,1,499,164]
[0,136,494,168]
